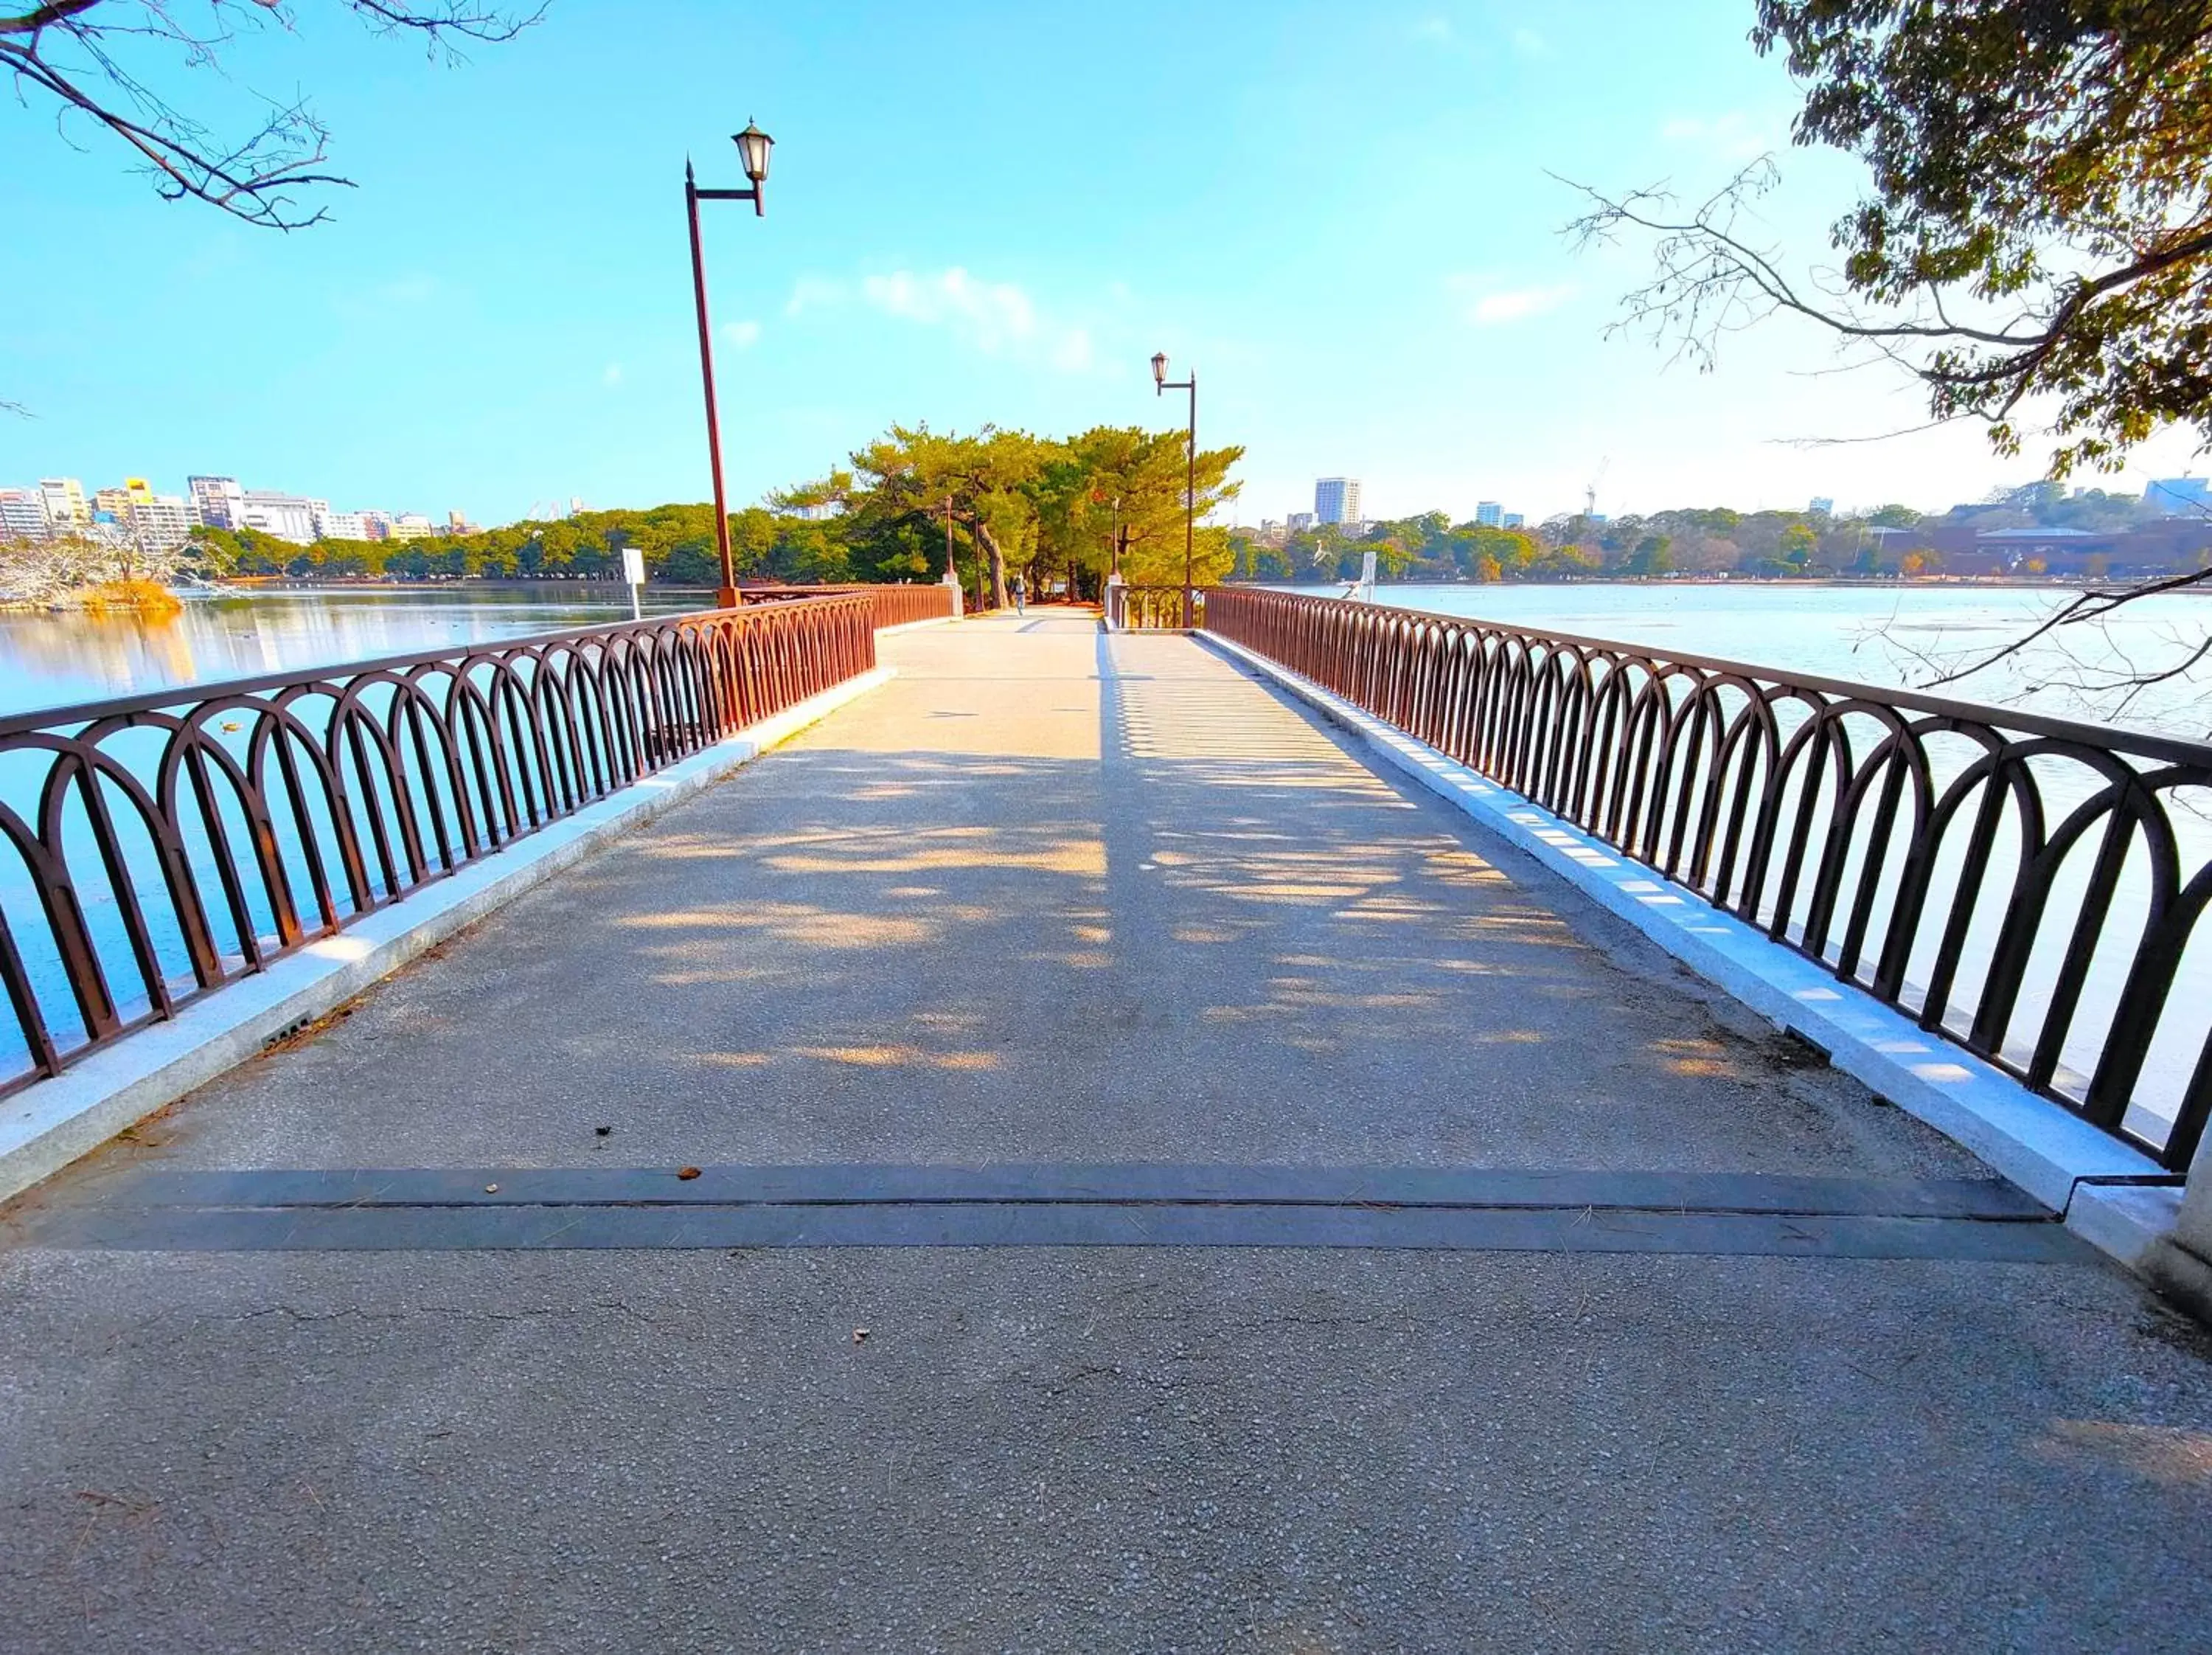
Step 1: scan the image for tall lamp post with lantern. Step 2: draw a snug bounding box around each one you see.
[1151,352,1197,628]
[685,120,775,609]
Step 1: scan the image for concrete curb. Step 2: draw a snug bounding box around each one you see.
[0,666,894,1207]
[1198,632,2174,1263]
[875,616,960,636]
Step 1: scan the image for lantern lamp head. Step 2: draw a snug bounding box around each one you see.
[733,121,774,185]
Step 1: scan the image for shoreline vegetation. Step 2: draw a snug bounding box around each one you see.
[169,468,2212,603]
[8,444,2204,613]
[0,527,190,614]
[0,583,184,616]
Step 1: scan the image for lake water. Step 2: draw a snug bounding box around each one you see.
[3,582,2205,738]
[0,586,709,721]
[1284,582,2212,743]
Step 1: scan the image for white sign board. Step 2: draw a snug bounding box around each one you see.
[620,546,646,587]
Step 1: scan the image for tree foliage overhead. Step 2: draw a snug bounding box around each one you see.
[1569,1,2212,477]
[1,1,541,229]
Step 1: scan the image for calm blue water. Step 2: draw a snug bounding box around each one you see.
[0,586,709,719]
[5,583,2203,738]
[1283,582,2212,742]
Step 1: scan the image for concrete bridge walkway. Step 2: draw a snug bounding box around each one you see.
[4,613,2211,1651]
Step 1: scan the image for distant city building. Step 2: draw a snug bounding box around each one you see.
[788,501,844,522]
[0,488,48,541]
[87,478,192,550]
[38,477,88,531]
[1287,512,1316,532]
[2149,477,2212,516]
[238,490,325,544]
[130,493,192,551]
[1475,501,1503,528]
[1314,477,1362,526]
[188,475,246,530]
[1809,496,1835,515]
[22,468,470,547]
[1502,512,1524,529]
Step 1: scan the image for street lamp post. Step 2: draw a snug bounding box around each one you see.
[685,119,775,610]
[1151,353,1197,628]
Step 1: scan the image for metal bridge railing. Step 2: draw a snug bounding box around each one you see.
[1206,585,2212,1170]
[0,596,875,1093]
[1105,584,1205,631]
[742,582,956,629]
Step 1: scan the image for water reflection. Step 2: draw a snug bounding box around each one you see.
[0,587,708,718]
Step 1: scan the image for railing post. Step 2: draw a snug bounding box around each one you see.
[2149,1136,2212,1319]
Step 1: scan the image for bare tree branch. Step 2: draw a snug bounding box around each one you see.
[1915,564,2212,690]
[1,1,544,231]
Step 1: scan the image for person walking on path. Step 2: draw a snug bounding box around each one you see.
[1009,572,1027,616]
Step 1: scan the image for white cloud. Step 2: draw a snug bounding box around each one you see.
[1411,15,1454,43]
[1511,27,1548,56]
[601,363,622,386]
[1662,112,1775,163]
[1448,276,1576,326]
[786,266,1099,372]
[722,319,762,348]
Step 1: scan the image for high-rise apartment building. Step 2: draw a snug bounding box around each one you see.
[188,475,246,530]
[85,479,189,551]
[1287,511,1316,532]
[130,493,192,551]
[0,488,49,541]
[1502,512,1524,529]
[1475,501,1503,528]
[317,510,369,542]
[38,477,88,531]
[1314,478,1362,526]
[237,490,326,544]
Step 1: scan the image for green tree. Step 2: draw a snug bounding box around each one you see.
[1573,3,2212,480]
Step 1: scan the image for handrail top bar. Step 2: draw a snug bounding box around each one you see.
[1234,587,2212,769]
[0,594,869,738]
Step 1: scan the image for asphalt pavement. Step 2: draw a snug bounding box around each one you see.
[3,613,2209,1653]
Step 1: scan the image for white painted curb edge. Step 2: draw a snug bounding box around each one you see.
[0,665,896,1206]
[1200,632,2176,1263]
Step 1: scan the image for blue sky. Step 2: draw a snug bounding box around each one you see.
[3,0,2203,527]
